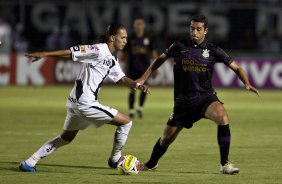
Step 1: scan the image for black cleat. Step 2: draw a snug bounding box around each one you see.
[137,110,143,119]
[129,112,135,119]
[108,158,118,169]
[141,162,158,171]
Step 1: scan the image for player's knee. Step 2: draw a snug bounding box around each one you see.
[60,131,78,142]
[60,136,73,143]
[123,121,132,128]
[216,114,228,125]
[122,115,131,124]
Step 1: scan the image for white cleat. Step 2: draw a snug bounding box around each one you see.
[220,162,239,174]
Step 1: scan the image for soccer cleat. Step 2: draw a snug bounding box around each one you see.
[220,162,239,174]
[129,112,134,119]
[108,158,118,169]
[19,161,36,172]
[137,110,143,119]
[140,162,158,171]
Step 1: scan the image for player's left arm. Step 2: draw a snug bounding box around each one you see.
[118,76,150,94]
[228,61,260,96]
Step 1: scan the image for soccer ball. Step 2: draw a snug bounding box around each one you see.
[117,155,141,175]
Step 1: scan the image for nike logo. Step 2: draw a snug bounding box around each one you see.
[181,49,190,53]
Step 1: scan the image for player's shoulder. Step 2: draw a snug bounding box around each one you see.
[92,43,110,54]
[205,40,223,51]
[169,39,187,49]
[205,40,230,59]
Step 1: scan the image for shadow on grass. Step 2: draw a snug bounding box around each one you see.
[0,161,219,175]
[0,161,109,173]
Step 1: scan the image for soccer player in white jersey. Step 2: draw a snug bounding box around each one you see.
[19,23,150,172]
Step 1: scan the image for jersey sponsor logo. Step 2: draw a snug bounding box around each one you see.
[102,59,114,67]
[80,45,86,53]
[73,46,80,51]
[68,97,77,103]
[202,49,210,59]
[181,59,207,73]
[87,45,99,52]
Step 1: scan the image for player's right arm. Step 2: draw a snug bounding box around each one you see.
[25,50,71,62]
[25,45,99,63]
[136,53,168,85]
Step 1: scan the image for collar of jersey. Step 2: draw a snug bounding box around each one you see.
[187,38,207,48]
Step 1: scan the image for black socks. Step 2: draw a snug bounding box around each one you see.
[139,92,147,107]
[217,124,231,166]
[146,138,168,168]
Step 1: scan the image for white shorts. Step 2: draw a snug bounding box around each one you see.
[63,102,118,130]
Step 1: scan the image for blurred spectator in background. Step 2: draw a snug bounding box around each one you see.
[46,25,73,50]
[59,25,72,49]
[258,29,281,53]
[0,18,12,52]
[46,26,60,50]
[122,18,158,119]
[13,23,29,52]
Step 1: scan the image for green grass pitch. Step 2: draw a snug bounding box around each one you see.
[0,86,281,184]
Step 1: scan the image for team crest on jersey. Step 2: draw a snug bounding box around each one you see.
[143,38,150,45]
[202,49,210,59]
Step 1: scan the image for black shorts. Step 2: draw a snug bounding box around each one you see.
[167,94,222,129]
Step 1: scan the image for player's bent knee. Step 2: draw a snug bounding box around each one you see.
[216,115,229,125]
[123,121,132,128]
[111,112,131,125]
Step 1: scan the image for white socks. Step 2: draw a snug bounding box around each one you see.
[138,106,143,111]
[25,122,133,167]
[129,109,134,114]
[25,135,70,167]
[110,121,132,163]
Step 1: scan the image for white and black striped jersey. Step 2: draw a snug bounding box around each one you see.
[67,43,125,107]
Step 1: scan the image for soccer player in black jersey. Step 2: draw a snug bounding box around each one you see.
[124,18,157,118]
[137,15,260,174]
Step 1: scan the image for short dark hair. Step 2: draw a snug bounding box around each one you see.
[190,15,208,28]
[99,23,126,43]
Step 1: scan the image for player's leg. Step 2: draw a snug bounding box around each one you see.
[20,130,79,172]
[144,125,183,170]
[19,108,86,172]
[108,112,132,168]
[137,91,147,118]
[128,89,135,118]
[79,102,132,168]
[205,101,239,174]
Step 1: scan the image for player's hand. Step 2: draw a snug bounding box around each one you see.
[246,84,260,97]
[135,78,146,85]
[135,83,150,94]
[25,52,45,62]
